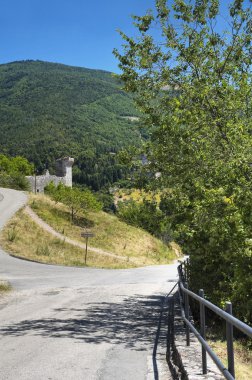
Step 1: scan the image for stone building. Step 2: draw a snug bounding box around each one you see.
[26,157,74,193]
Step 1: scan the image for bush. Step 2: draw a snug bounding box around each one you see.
[0,153,32,190]
[96,191,116,213]
[7,226,18,242]
[0,173,30,191]
[117,198,172,242]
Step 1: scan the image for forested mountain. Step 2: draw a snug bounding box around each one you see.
[0,60,142,189]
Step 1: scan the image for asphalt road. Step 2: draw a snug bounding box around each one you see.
[0,188,178,380]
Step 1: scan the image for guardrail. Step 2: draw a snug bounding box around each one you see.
[176,259,252,380]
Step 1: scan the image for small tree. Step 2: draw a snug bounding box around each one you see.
[46,183,102,223]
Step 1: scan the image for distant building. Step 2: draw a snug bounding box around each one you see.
[26,157,74,193]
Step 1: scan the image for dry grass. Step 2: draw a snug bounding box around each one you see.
[0,193,176,268]
[28,194,176,266]
[208,339,252,380]
[0,280,11,293]
[0,209,135,269]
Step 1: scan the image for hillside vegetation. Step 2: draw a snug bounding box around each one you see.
[0,153,33,190]
[0,60,142,189]
[0,194,176,268]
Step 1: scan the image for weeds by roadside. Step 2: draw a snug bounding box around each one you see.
[208,339,252,380]
[0,280,11,293]
[7,225,18,242]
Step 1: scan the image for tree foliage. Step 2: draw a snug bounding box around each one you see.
[118,198,161,232]
[0,154,33,190]
[114,0,252,321]
[45,183,102,222]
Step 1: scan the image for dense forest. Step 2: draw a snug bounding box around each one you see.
[0,60,143,190]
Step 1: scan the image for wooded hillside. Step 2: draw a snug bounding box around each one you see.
[0,60,142,189]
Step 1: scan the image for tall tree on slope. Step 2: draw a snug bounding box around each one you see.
[114,0,252,321]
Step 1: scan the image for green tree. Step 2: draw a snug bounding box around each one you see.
[117,198,171,240]
[0,154,33,175]
[46,183,102,222]
[0,154,33,190]
[11,156,34,175]
[114,0,252,321]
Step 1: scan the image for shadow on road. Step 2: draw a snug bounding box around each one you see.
[0,294,173,379]
[0,295,168,351]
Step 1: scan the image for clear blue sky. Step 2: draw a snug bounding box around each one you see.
[1,1,251,73]
[1,0,155,73]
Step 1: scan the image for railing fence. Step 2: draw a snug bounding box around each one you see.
[167,259,252,380]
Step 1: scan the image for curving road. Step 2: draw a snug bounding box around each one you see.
[0,188,177,380]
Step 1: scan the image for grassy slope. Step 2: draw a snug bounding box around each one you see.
[0,194,176,268]
[0,209,132,268]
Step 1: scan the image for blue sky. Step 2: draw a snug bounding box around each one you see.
[1,1,251,73]
[1,0,155,73]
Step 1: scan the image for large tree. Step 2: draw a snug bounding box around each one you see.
[114,0,252,321]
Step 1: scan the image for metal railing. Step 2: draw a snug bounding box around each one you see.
[175,259,252,380]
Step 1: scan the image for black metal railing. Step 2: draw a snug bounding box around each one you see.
[175,259,252,380]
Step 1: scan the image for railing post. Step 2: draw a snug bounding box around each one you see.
[185,258,189,282]
[226,302,235,378]
[167,297,172,359]
[186,258,190,282]
[171,295,174,346]
[184,261,188,282]
[167,295,175,360]
[199,289,207,374]
[184,282,190,346]
[182,262,185,283]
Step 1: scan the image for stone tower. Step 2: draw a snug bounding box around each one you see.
[55,157,74,187]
